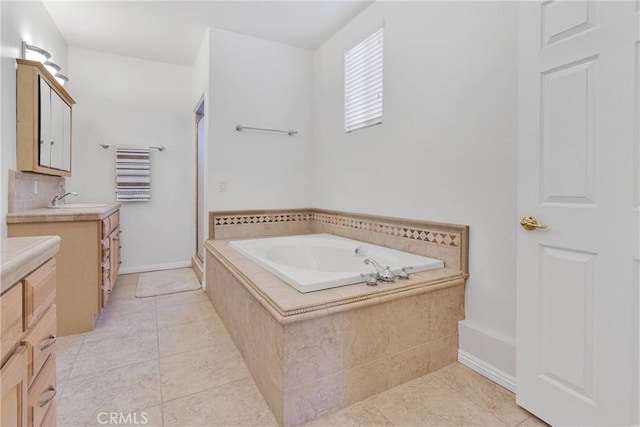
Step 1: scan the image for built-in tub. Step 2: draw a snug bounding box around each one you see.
[229,233,444,292]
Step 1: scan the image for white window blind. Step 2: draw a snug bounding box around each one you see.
[345,28,384,133]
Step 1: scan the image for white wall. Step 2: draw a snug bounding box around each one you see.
[312,1,519,376]
[66,47,194,272]
[207,28,313,212]
[1,0,68,237]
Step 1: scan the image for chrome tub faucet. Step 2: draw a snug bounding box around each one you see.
[363,257,396,283]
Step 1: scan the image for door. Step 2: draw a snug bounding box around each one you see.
[195,99,205,260]
[516,2,639,426]
[38,77,51,168]
[50,90,65,170]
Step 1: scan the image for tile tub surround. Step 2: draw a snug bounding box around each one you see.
[210,208,469,276]
[8,169,66,213]
[205,238,466,426]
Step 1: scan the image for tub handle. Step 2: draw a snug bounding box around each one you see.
[398,266,414,280]
[360,272,379,286]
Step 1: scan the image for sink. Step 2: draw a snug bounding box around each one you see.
[47,203,108,209]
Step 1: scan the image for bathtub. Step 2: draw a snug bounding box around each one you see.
[229,233,444,293]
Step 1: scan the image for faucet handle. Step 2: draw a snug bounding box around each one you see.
[398,266,414,280]
[360,272,379,286]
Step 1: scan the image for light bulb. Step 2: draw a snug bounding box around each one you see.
[43,61,61,76]
[22,42,51,63]
[55,74,69,86]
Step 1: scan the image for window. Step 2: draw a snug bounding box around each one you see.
[345,28,384,133]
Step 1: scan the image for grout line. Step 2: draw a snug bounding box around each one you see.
[160,376,250,405]
[154,295,166,427]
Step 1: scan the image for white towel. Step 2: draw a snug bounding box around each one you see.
[116,146,151,201]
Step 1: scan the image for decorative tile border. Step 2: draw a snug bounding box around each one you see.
[214,212,311,226]
[310,212,461,247]
[211,209,463,248]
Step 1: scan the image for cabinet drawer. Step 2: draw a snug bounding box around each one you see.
[1,346,28,427]
[102,218,111,237]
[22,306,56,387]
[23,259,56,330]
[27,354,56,427]
[1,283,24,366]
[109,210,120,231]
[102,237,111,262]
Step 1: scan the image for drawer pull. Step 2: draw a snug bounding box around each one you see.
[39,387,57,407]
[106,289,112,295]
[40,334,57,351]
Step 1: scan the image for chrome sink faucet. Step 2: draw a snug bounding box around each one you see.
[364,258,396,283]
[51,191,78,206]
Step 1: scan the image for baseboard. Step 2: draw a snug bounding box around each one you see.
[458,320,516,392]
[119,261,192,275]
[191,254,203,283]
[458,349,516,392]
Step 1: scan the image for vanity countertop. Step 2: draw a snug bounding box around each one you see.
[1,235,61,293]
[6,203,120,224]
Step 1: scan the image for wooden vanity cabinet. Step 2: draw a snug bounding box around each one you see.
[101,211,121,308]
[0,257,58,427]
[8,209,122,336]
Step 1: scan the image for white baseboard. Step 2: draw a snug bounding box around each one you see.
[458,320,516,392]
[458,349,516,392]
[119,261,192,275]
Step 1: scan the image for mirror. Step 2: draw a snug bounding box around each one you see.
[38,76,71,172]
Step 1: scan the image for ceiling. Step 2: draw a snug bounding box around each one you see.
[42,1,373,66]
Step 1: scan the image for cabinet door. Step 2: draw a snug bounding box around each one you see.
[49,91,65,170]
[61,103,71,172]
[38,78,51,168]
[0,346,28,427]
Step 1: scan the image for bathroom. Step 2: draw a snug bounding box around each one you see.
[0,1,638,426]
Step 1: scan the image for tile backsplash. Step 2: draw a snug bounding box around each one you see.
[8,170,65,213]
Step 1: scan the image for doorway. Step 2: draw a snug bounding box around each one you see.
[195,99,205,261]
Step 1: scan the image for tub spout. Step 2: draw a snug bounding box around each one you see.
[364,258,395,283]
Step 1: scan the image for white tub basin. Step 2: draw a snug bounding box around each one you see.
[230,233,444,293]
[47,203,108,209]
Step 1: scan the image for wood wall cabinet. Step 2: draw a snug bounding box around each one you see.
[8,208,122,336]
[1,256,58,427]
[16,59,75,177]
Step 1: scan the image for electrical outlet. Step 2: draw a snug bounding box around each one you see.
[33,181,38,194]
[219,181,228,192]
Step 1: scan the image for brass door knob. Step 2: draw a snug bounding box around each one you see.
[520,216,547,231]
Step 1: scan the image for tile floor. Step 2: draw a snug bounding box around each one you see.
[56,272,547,427]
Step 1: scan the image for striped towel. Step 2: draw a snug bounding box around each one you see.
[116,146,151,201]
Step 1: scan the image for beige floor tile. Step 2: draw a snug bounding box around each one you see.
[56,332,87,350]
[58,359,161,426]
[156,299,217,329]
[162,377,278,427]
[370,376,508,426]
[433,363,529,426]
[70,330,158,378]
[157,318,230,358]
[160,342,250,402]
[155,289,210,309]
[86,309,157,343]
[110,274,140,300]
[517,416,551,427]
[305,399,393,427]
[56,337,83,384]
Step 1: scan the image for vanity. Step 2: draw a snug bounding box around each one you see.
[7,205,122,336]
[8,58,120,336]
[1,236,61,427]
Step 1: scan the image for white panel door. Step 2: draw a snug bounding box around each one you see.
[517,1,639,425]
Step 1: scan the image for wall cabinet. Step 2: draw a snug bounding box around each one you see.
[0,258,58,427]
[16,59,75,177]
